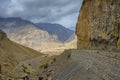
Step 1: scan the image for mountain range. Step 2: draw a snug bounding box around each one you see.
[35,23,74,42]
[0,17,76,53]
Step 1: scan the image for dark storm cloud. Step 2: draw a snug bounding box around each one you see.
[0,0,83,28]
[20,0,71,8]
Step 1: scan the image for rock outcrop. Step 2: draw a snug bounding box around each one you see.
[0,30,7,40]
[76,0,120,50]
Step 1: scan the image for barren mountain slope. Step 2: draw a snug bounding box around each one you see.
[0,17,75,53]
[0,29,42,78]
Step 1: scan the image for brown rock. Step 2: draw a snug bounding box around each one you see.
[76,0,120,50]
[0,30,7,40]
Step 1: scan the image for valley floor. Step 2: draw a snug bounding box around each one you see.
[1,49,120,80]
[42,50,120,80]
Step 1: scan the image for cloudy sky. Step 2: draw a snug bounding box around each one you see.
[0,0,83,29]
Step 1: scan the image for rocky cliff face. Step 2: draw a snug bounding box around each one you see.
[76,0,120,50]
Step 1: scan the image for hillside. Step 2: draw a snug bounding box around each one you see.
[0,17,34,29]
[36,23,74,42]
[0,17,59,43]
[39,50,120,80]
[0,17,75,53]
[0,29,42,78]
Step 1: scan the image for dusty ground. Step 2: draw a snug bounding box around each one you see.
[38,49,120,80]
[2,49,119,80]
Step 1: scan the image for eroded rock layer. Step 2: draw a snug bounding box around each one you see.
[76,0,120,50]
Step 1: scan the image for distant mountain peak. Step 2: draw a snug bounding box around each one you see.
[0,17,34,28]
[0,17,75,52]
[36,22,74,42]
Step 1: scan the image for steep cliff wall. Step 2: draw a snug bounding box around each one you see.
[76,0,120,50]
